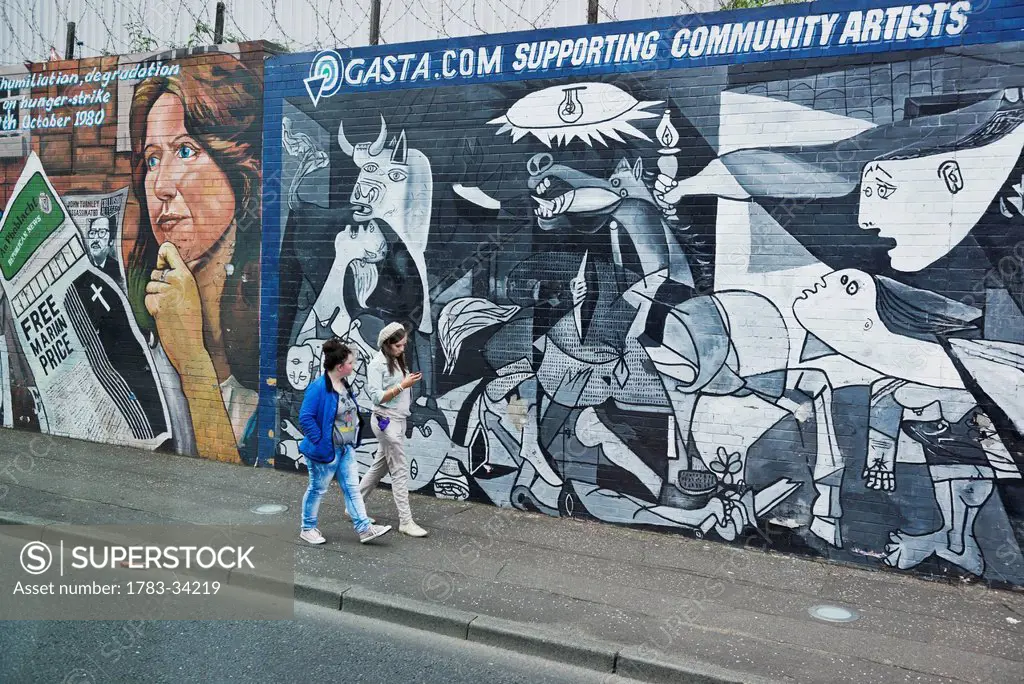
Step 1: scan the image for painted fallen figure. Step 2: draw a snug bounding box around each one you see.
[794,267,1022,576]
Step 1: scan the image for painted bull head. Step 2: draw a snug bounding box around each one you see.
[337,115,432,235]
[337,114,435,334]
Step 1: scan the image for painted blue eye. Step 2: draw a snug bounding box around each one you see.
[177,145,195,159]
[146,156,158,169]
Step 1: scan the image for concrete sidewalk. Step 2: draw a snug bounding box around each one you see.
[1,430,1022,683]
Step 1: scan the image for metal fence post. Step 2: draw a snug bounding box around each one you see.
[214,2,226,44]
[369,0,381,45]
[64,22,76,59]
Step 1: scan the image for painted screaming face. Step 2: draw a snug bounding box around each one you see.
[857,122,1024,272]
[341,221,387,306]
[529,155,651,231]
[793,268,878,359]
[793,268,971,389]
[144,93,236,263]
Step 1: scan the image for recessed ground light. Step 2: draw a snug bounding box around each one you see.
[809,604,859,623]
[251,503,288,515]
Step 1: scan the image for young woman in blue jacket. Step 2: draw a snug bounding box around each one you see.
[298,338,391,544]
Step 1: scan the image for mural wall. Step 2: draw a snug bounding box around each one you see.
[0,44,269,464]
[264,0,1024,585]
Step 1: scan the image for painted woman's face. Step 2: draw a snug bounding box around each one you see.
[143,93,235,263]
[857,123,1024,272]
[793,268,878,354]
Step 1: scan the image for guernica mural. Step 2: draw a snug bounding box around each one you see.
[264,5,1024,584]
[0,44,269,464]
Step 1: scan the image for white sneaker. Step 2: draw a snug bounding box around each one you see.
[399,521,429,537]
[299,528,326,545]
[344,508,376,524]
[359,524,392,544]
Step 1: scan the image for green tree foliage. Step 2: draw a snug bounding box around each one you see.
[124,18,246,53]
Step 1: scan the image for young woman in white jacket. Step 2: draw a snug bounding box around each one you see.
[358,322,428,537]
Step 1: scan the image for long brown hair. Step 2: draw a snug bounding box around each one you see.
[127,55,262,386]
[382,326,409,377]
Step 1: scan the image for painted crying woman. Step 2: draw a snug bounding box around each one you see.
[654,86,1024,577]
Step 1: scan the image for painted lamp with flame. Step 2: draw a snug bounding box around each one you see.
[656,110,681,221]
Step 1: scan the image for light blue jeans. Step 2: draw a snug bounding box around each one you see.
[301,444,371,534]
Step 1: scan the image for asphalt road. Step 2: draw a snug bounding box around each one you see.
[0,601,639,683]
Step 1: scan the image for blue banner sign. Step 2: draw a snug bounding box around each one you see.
[280,0,1018,104]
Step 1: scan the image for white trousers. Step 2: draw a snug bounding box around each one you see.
[359,416,413,525]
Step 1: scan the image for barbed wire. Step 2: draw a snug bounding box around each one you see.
[599,0,721,23]
[0,0,746,64]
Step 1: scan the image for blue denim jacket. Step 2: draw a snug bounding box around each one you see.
[298,375,363,463]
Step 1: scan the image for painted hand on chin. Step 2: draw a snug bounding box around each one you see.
[144,241,207,373]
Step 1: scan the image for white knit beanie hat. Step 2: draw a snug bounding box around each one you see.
[377,322,406,349]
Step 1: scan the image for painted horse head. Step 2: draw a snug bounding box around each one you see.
[528,153,692,285]
[529,153,656,230]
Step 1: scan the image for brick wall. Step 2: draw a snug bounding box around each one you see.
[263,0,1024,585]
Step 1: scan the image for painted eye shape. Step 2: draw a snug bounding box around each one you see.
[846,281,860,296]
[146,156,159,170]
[611,178,621,187]
[863,186,873,197]
[388,169,407,182]
[363,162,380,173]
[840,275,849,285]
[876,182,896,200]
[177,145,196,159]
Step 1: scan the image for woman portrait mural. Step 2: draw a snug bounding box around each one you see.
[126,55,263,464]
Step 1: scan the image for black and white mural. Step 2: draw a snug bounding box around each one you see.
[266,38,1024,584]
